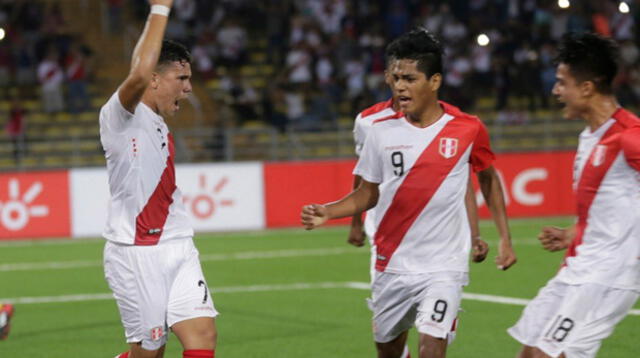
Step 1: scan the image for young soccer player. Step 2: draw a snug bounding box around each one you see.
[99,2,217,357]
[302,28,516,358]
[508,32,640,358]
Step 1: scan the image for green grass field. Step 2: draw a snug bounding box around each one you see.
[0,217,638,357]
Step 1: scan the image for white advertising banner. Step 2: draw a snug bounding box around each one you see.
[70,162,265,238]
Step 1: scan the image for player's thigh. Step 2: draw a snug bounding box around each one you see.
[167,241,218,329]
[104,241,180,350]
[369,272,416,344]
[415,274,464,341]
[538,284,639,358]
[508,279,567,347]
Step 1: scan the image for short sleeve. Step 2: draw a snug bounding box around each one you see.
[99,91,135,134]
[621,126,640,172]
[353,113,366,156]
[469,121,495,172]
[353,128,383,183]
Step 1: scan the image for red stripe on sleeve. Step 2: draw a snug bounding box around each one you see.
[135,134,177,245]
[374,118,478,271]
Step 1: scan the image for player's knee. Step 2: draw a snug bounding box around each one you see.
[194,324,217,348]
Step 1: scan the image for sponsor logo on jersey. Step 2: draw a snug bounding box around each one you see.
[592,145,607,167]
[439,138,458,159]
[147,228,162,235]
[376,254,387,261]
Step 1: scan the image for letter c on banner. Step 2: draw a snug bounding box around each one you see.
[512,168,548,206]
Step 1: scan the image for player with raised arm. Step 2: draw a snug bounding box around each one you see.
[508,32,640,358]
[303,29,516,358]
[99,2,217,358]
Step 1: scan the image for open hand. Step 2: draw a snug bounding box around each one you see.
[538,226,570,252]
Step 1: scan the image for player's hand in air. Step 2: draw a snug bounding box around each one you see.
[538,226,571,252]
[347,224,366,247]
[301,204,329,230]
[149,0,174,7]
[495,240,517,270]
[471,237,489,263]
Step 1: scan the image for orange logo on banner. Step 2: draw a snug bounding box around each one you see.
[0,171,70,240]
[182,174,234,220]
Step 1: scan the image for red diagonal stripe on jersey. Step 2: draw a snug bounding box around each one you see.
[564,122,623,263]
[374,119,476,271]
[135,134,177,246]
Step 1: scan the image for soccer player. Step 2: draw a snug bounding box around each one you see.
[0,303,14,340]
[99,2,217,358]
[508,32,640,358]
[349,67,488,358]
[302,29,516,358]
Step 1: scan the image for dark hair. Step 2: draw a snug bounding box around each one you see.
[555,32,619,94]
[158,39,191,70]
[385,28,443,78]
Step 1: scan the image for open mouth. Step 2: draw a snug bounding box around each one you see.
[398,96,411,105]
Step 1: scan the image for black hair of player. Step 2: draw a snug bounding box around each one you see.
[555,32,619,94]
[385,28,444,78]
[158,39,192,71]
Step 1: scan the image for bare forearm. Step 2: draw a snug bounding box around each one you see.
[479,170,511,242]
[465,175,480,239]
[130,13,168,79]
[327,183,377,220]
[351,175,364,225]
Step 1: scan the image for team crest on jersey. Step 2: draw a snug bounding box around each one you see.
[150,326,164,341]
[592,145,607,167]
[439,138,458,159]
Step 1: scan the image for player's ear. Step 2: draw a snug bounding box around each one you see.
[428,73,442,92]
[150,72,160,89]
[580,80,596,97]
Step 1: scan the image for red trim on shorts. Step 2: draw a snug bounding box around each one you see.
[374,118,478,271]
[135,134,177,246]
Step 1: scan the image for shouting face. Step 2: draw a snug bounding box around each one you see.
[388,59,441,121]
[151,60,192,118]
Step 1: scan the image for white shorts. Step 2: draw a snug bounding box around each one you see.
[368,271,468,343]
[104,238,218,350]
[508,279,639,358]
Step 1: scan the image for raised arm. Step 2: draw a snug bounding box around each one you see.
[301,180,379,230]
[118,0,173,113]
[477,165,517,270]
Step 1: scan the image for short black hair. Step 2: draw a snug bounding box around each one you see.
[158,39,191,70]
[385,28,444,78]
[555,32,619,94]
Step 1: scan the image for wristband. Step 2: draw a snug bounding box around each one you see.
[150,4,170,17]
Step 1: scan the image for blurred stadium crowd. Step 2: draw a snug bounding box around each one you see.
[0,0,639,167]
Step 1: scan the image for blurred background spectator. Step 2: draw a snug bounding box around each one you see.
[1,0,640,169]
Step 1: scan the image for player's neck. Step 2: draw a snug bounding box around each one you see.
[408,100,443,128]
[583,96,619,132]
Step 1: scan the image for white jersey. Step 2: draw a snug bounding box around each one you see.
[354,101,494,274]
[99,92,193,245]
[353,99,401,238]
[556,108,640,290]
